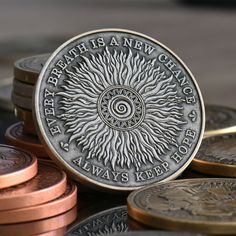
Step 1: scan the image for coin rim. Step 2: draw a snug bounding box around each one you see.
[33,28,205,192]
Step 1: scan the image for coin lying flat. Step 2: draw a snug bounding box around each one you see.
[0,181,77,223]
[0,77,14,111]
[14,54,50,85]
[190,133,236,177]
[34,228,66,236]
[128,178,236,234]
[205,104,236,137]
[11,92,32,110]
[34,29,205,192]
[111,232,203,236]
[5,122,48,158]
[15,106,33,123]
[0,144,37,189]
[0,206,76,236]
[0,161,67,210]
[13,79,34,98]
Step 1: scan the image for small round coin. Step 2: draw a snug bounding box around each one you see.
[0,181,77,223]
[0,161,67,210]
[14,54,50,85]
[11,92,32,110]
[111,232,203,236]
[15,106,33,123]
[0,144,37,189]
[205,104,236,137]
[128,178,236,234]
[190,133,236,177]
[34,29,205,192]
[5,122,48,158]
[13,79,34,98]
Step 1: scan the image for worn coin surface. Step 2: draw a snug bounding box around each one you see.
[128,178,236,234]
[111,232,203,236]
[191,133,236,177]
[34,29,205,191]
[0,161,67,210]
[14,54,50,85]
[205,104,236,137]
[0,144,37,189]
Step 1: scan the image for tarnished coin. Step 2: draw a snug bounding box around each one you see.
[0,144,37,189]
[205,104,236,137]
[66,206,128,235]
[128,178,236,234]
[5,122,48,158]
[12,92,32,110]
[13,79,34,97]
[191,133,236,177]
[15,106,33,123]
[111,232,203,236]
[34,29,205,192]
[0,207,76,236]
[0,181,77,223]
[0,77,14,111]
[0,161,67,210]
[14,54,50,85]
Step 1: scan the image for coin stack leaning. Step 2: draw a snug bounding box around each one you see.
[8,54,50,158]
[0,144,77,236]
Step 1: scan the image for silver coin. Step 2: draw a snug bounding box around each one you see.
[12,92,32,110]
[34,29,205,192]
[0,77,14,111]
[13,79,34,98]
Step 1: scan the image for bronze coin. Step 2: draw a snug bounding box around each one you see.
[33,227,66,236]
[5,122,48,158]
[15,106,33,123]
[0,161,67,210]
[0,144,37,189]
[0,182,77,223]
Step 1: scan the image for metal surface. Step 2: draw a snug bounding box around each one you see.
[191,133,236,177]
[0,144,37,189]
[34,29,205,192]
[0,161,67,210]
[128,178,236,234]
[0,77,14,111]
[111,232,204,236]
[13,79,34,97]
[11,92,32,110]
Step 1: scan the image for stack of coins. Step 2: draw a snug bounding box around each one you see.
[8,54,49,158]
[0,144,77,236]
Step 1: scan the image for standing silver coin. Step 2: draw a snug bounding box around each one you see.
[34,29,205,192]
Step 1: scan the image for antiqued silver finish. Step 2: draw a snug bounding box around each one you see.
[34,29,205,191]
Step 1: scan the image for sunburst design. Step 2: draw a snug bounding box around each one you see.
[57,47,185,171]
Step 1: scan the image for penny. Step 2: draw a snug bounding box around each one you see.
[128,178,236,234]
[205,104,236,138]
[34,29,205,192]
[23,121,37,136]
[11,92,32,110]
[14,54,50,85]
[66,206,128,235]
[13,79,34,98]
[0,181,77,223]
[0,161,67,210]
[0,77,14,111]
[0,206,76,236]
[34,228,66,236]
[0,144,37,189]
[190,133,236,177]
[5,122,48,158]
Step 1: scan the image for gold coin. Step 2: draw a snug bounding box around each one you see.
[128,178,236,234]
[14,54,50,85]
[205,104,236,138]
[190,133,236,177]
[0,77,14,111]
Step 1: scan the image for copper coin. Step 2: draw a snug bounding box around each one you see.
[34,227,66,236]
[5,122,48,158]
[0,182,77,223]
[0,161,67,210]
[0,144,37,189]
[13,79,34,98]
[14,54,50,85]
[11,92,32,110]
[23,122,37,136]
[0,207,77,236]
[15,106,33,123]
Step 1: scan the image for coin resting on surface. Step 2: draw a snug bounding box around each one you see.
[127,178,236,234]
[190,133,236,177]
[15,106,33,123]
[0,144,37,189]
[14,54,50,85]
[205,104,236,137]
[34,29,205,192]
[0,161,67,210]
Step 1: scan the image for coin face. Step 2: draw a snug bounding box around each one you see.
[66,206,128,236]
[34,29,205,191]
[14,54,50,85]
[0,144,37,189]
[191,134,236,177]
[128,178,236,234]
[205,104,236,137]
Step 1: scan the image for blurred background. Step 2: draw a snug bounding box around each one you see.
[0,0,235,107]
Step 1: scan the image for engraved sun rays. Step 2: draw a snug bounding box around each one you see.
[57,47,185,171]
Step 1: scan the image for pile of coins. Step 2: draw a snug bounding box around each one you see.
[0,145,77,236]
[1,29,236,235]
